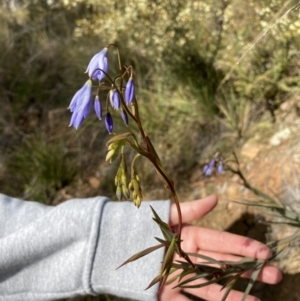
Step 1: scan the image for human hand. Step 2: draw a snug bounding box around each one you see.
[159,195,282,301]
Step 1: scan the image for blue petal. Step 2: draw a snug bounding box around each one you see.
[109,89,120,110]
[113,91,120,110]
[120,109,128,126]
[218,158,224,174]
[105,112,113,134]
[86,48,108,81]
[69,111,84,129]
[94,96,102,119]
[125,77,135,105]
[97,55,108,81]
[69,80,93,129]
[69,89,84,112]
[205,167,213,176]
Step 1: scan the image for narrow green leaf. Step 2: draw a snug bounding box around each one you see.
[270,248,289,261]
[178,273,234,289]
[161,236,177,275]
[150,206,174,241]
[117,243,164,269]
[155,237,169,245]
[178,268,197,281]
[220,280,237,301]
[233,200,300,222]
[261,220,300,227]
[165,273,180,285]
[144,274,162,290]
[187,252,225,265]
[174,272,213,288]
[241,263,263,301]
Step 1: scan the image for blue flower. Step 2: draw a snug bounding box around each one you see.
[217,158,224,174]
[203,159,215,176]
[85,48,108,81]
[120,109,128,126]
[69,79,93,129]
[94,96,102,120]
[105,112,113,134]
[109,89,120,110]
[125,77,135,105]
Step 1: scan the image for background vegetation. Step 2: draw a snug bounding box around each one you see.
[1,0,300,300]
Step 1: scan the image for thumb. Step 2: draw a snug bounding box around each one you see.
[169,194,218,226]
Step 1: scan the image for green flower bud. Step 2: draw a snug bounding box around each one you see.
[122,185,130,199]
[134,196,141,208]
[106,149,116,162]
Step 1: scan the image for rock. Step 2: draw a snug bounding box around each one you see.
[269,128,291,146]
[240,143,263,159]
[88,177,101,189]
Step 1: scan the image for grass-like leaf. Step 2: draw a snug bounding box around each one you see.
[117,243,164,269]
[241,262,263,301]
[233,200,300,222]
[150,206,174,242]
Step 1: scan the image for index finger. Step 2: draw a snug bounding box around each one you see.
[181,225,272,259]
[170,195,218,226]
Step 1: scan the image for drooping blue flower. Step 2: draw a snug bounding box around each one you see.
[125,77,135,105]
[69,79,93,129]
[109,89,120,110]
[203,159,215,176]
[94,96,102,120]
[85,48,108,81]
[105,112,113,134]
[120,109,128,126]
[217,158,224,174]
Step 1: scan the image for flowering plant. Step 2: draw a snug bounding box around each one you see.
[68,45,284,301]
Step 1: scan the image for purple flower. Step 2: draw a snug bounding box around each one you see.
[69,79,93,129]
[94,96,102,120]
[85,48,108,81]
[120,109,128,126]
[109,89,120,110]
[218,158,224,174]
[125,77,135,105]
[203,159,215,176]
[105,112,113,134]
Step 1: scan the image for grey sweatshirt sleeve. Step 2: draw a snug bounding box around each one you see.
[0,193,171,301]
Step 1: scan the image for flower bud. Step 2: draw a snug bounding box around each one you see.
[125,77,135,105]
[106,149,116,162]
[94,96,102,120]
[134,196,141,208]
[109,89,120,110]
[105,112,113,134]
[122,185,130,199]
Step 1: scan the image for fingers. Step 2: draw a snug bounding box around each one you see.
[194,250,281,284]
[176,248,281,285]
[182,280,261,301]
[181,225,272,259]
[170,195,218,226]
[242,265,282,284]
